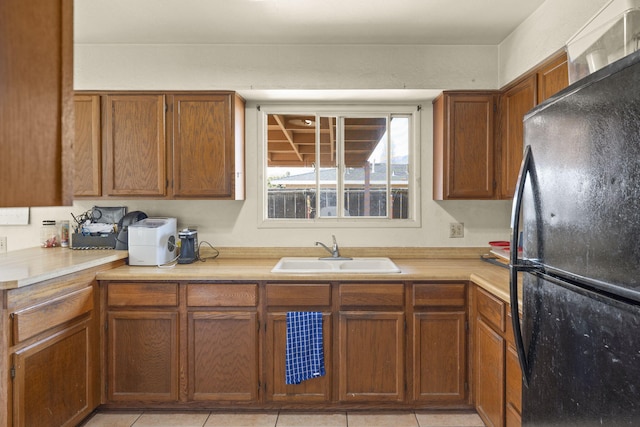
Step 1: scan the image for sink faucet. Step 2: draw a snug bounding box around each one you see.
[315,235,349,259]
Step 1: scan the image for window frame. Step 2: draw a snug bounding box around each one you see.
[258,103,421,229]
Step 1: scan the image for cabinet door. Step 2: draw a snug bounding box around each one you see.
[12,321,93,427]
[188,311,258,401]
[433,92,497,200]
[537,52,569,104]
[338,311,404,402]
[74,95,102,197]
[264,312,332,402]
[499,76,536,199]
[107,311,178,401]
[413,311,466,403]
[0,0,73,207]
[172,94,237,198]
[104,94,167,197]
[505,343,522,427]
[476,317,505,427]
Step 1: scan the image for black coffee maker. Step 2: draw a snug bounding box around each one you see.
[178,228,198,264]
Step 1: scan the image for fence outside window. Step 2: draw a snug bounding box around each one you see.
[267,188,409,219]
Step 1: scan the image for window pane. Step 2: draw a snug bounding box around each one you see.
[390,116,409,219]
[318,116,339,217]
[266,114,317,219]
[343,117,388,217]
[263,108,414,222]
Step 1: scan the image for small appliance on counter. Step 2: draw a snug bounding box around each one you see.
[127,217,177,266]
[114,211,148,250]
[178,228,198,264]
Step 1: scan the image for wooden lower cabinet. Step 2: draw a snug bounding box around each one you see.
[3,262,125,427]
[505,343,523,427]
[338,311,405,402]
[412,282,467,404]
[264,283,332,402]
[97,280,496,412]
[265,312,332,402]
[473,285,522,427]
[188,311,258,401]
[475,317,505,426]
[107,311,179,401]
[12,320,93,427]
[338,283,405,402]
[413,312,466,403]
[104,281,259,405]
[106,282,180,402]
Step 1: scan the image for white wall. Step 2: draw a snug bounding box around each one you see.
[498,0,610,86]
[3,0,602,251]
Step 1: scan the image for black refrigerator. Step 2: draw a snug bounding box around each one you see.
[509,49,640,426]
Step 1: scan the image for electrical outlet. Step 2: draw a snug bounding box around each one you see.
[449,223,464,238]
[0,236,6,253]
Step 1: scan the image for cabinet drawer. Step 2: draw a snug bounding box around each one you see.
[339,283,404,307]
[12,286,93,344]
[477,287,505,332]
[108,282,178,307]
[413,283,466,307]
[266,284,331,307]
[187,283,258,307]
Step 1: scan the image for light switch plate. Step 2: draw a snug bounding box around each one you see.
[0,207,29,225]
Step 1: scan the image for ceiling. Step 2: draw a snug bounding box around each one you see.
[75,0,546,45]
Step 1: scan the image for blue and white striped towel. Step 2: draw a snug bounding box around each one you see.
[285,311,325,385]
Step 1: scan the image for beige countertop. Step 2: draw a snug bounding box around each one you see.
[0,246,517,305]
[0,247,128,290]
[96,255,516,305]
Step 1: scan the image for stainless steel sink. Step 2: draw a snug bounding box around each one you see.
[271,257,401,274]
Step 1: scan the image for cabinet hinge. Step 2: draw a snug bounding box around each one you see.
[494,103,498,113]
[10,366,15,379]
[465,382,469,391]
[465,320,469,332]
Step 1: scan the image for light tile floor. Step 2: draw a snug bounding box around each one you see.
[81,410,486,427]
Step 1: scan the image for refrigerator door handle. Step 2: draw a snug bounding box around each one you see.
[510,144,533,386]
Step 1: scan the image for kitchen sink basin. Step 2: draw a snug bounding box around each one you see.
[271,257,401,274]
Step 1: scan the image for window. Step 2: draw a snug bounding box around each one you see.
[260,105,420,227]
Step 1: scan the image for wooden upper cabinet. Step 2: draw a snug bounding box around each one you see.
[171,93,245,199]
[537,52,569,104]
[497,51,568,200]
[433,51,569,201]
[433,91,498,200]
[74,95,102,197]
[0,0,73,207]
[75,91,245,200]
[498,75,536,199]
[104,94,167,197]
